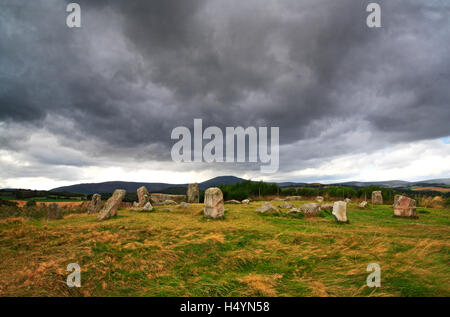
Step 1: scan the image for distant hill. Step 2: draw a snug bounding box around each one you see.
[50,176,248,194]
[44,176,450,194]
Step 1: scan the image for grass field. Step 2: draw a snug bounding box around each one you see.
[0,201,448,297]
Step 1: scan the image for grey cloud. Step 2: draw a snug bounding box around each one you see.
[0,0,449,177]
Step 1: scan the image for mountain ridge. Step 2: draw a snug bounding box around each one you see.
[46,176,450,194]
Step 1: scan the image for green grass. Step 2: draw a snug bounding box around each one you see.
[0,201,448,297]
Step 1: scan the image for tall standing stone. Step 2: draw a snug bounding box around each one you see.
[87,194,102,214]
[203,187,224,219]
[137,186,150,207]
[332,201,348,223]
[47,203,63,220]
[98,189,126,221]
[394,195,418,218]
[187,183,200,203]
[371,191,383,205]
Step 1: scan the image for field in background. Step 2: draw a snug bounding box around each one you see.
[0,201,448,297]
[411,187,450,193]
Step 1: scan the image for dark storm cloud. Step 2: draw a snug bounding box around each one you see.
[0,0,449,173]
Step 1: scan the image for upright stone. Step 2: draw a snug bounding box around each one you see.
[315,196,324,202]
[98,189,126,221]
[203,187,224,219]
[394,195,418,218]
[47,203,63,220]
[187,183,200,203]
[87,194,102,214]
[137,186,150,207]
[371,191,383,205]
[332,201,348,223]
[393,194,402,207]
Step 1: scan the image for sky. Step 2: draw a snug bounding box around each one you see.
[0,0,449,190]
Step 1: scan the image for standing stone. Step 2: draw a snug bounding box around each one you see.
[137,186,150,207]
[47,203,63,220]
[344,198,351,203]
[203,187,224,219]
[359,201,368,208]
[187,183,200,203]
[394,195,418,218]
[301,203,321,216]
[315,196,324,202]
[393,194,402,207]
[242,199,250,204]
[371,191,383,205]
[98,189,126,221]
[332,201,348,223]
[87,194,102,214]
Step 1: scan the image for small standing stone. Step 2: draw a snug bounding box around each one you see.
[47,203,63,220]
[137,186,150,207]
[394,195,418,218]
[98,189,126,221]
[187,183,200,203]
[344,198,351,203]
[372,191,383,205]
[242,199,250,204]
[87,194,102,214]
[332,201,348,223]
[359,201,368,208]
[315,196,324,202]
[204,187,225,219]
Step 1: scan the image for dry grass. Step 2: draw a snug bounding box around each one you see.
[0,201,448,297]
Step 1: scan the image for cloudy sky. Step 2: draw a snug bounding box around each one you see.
[0,0,449,190]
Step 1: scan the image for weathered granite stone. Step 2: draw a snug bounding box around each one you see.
[179,202,190,208]
[187,183,200,203]
[344,198,351,203]
[372,191,383,205]
[301,203,321,216]
[142,202,153,211]
[279,203,294,209]
[87,194,102,214]
[332,201,348,223]
[47,203,63,220]
[204,187,225,219]
[97,189,126,221]
[242,199,250,204]
[394,195,418,218]
[315,196,324,202]
[359,201,368,208]
[257,202,279,213]
[150,193,186,205]
[137,186,150,207]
